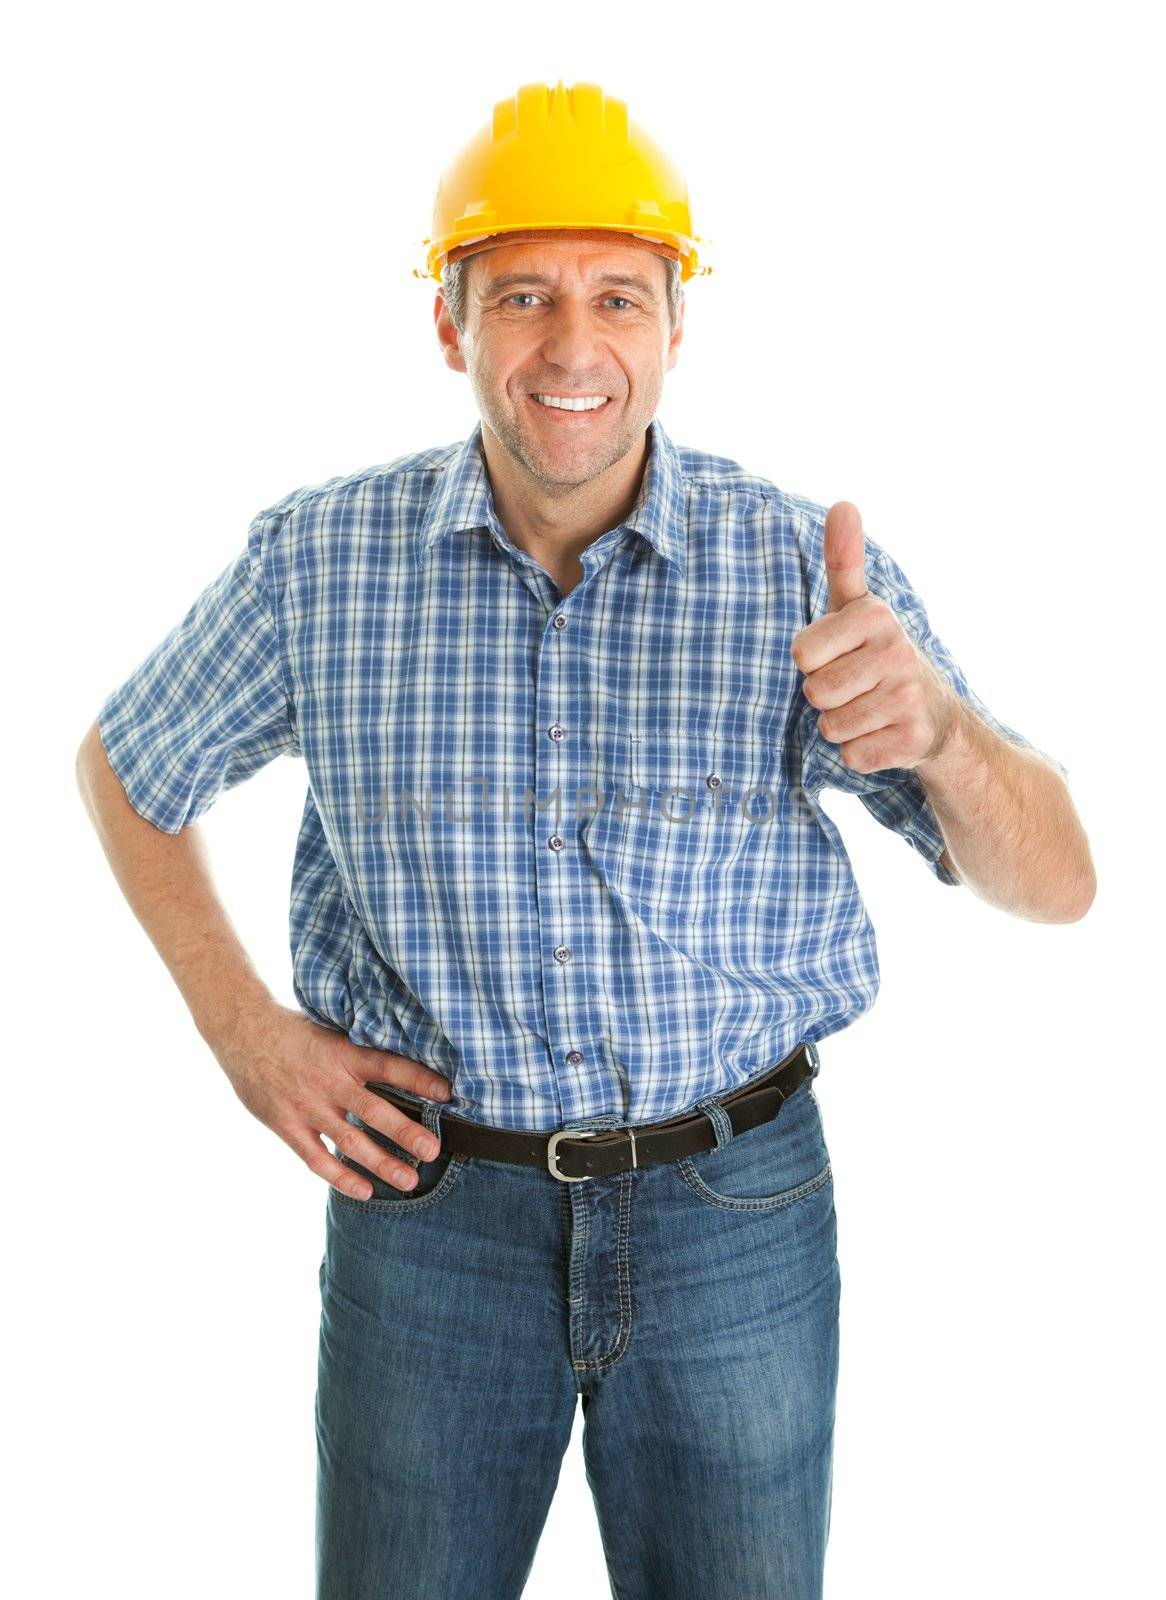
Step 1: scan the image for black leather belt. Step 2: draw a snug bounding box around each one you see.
[365,1040,816,1182]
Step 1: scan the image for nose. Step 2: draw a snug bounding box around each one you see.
[537,299,609,381]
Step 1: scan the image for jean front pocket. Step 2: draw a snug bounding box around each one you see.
[676,1076,832,1213]
[332,1135,469,1214]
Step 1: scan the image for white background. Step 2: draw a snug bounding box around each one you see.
[6,1,1161,1595]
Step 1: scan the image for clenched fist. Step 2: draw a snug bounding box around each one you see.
[791,502,959,774]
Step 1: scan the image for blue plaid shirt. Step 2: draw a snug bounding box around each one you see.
[98,417,1066,1132]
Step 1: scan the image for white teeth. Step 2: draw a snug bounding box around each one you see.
[533,394,609,411]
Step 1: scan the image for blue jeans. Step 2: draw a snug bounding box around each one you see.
[316,1063,841,1599]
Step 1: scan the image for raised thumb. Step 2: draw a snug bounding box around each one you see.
[824,501,868,614]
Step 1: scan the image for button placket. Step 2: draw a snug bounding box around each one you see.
[535,639,605,1104]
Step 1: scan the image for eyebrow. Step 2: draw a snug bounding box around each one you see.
[480,270,660,300]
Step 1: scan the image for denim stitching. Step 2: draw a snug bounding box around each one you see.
[331,1151,469,1213]
[694,1095,734,1150]
[677,1157,833,1213]
[561,1113,623,1377]
[569,1182,591,1375]
[574,1168,635,1374]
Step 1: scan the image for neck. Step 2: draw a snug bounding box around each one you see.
[479,422,649,567]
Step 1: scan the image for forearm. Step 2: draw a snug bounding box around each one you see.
[76,719,277,1053]
[915,696,1095,923]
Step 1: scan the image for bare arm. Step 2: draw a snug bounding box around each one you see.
[75,719,278,1049]
[795,501,1094,923]
[75,719,455,1198]
[915,696,1096,922]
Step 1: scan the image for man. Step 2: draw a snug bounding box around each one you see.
[78,80,1094,1600]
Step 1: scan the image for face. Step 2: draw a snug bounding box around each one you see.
[435,235,684,492]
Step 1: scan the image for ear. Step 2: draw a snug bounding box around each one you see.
[665,292,685,372]
[434,292,468,375]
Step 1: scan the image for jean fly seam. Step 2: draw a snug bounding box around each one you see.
[569,1180,591,1376]
[572,1168,636,1375]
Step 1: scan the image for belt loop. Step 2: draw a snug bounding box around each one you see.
[421,1101,444,1138]
[694,1095,734,1149]
[805,1041,821,1079]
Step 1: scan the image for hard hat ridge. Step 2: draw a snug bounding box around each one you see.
[414,79,712,285]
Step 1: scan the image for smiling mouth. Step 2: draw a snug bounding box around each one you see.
[526,394,615,421]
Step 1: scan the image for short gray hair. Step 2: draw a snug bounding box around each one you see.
[440,251,683,336]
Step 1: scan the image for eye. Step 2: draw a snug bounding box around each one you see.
[502,293,638,311]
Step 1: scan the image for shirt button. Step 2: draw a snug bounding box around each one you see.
[565,1049,584,1066]
[552,613,568,630]
[548,724,566,743]
[548,834,565,851]
[553,946,572,963]
[706,772,723,789]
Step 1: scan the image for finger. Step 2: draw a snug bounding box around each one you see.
[349,1089,443,1162]
[816,681,903,746]
[786,601,876,672]
[291,1129,412,1200]
[836,727,903,774]
[824,501,869,614]
[329,1117,431,1191]
[801,645,884,712]
[362,1048,453,1102]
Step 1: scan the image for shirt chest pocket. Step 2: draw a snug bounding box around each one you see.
[580,731,787,929]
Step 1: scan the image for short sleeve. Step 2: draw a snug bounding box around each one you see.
[800,529,1069,887]
[97,509,299,833]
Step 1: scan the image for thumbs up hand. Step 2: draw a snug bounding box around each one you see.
[822,498,870,614]
[791,502,960,774]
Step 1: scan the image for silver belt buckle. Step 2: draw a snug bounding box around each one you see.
[546,1126,609,1182]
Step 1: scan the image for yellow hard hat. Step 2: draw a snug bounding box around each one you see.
[414,80,712,286]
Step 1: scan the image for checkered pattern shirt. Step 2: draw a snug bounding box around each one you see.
[98,417,1066,1131]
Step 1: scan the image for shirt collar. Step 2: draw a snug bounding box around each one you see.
[414,414,688,579]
